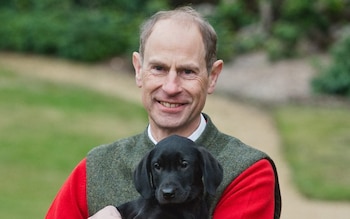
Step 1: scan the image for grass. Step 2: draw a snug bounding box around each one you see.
[274,104,350,200]
[0,68,147,218]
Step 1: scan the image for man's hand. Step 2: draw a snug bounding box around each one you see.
[88,205,122,219]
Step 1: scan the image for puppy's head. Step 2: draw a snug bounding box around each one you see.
[134,135,223,205]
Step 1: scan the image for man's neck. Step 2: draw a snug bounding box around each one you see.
[148,114,207,144]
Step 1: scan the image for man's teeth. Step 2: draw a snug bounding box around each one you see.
[160,101,181,108]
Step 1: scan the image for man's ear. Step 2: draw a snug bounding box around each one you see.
[207,59,223,94]
[132,52,143,88]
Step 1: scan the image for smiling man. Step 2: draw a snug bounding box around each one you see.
[133,16,222,141]
[46,6,281,219]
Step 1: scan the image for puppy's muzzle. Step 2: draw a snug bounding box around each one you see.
[156,182,189,204]
[162,187,176,200]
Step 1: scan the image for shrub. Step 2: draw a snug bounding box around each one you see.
[265,0,350,59]
[312,30,350,97]
[0,0,168,62]
[212,1,258,31]
[209,1,259,61]
[265,21,300,61]
[0,9,142,62]
[57,10,138,61]
[1,0,72,10]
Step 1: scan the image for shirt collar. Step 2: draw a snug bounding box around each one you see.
[147,113,207,144]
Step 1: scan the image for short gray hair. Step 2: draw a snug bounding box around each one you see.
[139,6,218,72]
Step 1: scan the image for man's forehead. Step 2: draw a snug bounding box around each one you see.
[151,18,201,38]
[144,19,205,60]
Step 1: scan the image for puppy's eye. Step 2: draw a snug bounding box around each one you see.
[181,161,188,169]
[153,162,161,170]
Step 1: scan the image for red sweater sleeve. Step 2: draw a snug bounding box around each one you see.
[213,159,275,219]
[45,158,88,219]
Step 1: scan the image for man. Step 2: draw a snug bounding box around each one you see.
[46,6,281,219]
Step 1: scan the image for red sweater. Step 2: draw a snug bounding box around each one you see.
[46,158,275,218]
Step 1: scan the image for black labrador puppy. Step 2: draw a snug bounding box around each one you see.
[117,135,223,219]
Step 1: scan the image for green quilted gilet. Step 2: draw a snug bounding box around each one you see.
[87,114,281,218]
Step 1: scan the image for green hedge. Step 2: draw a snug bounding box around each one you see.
[0,0,168,61]
[2,0,350,70]
[0,9,142,61]
[312,31,350,97]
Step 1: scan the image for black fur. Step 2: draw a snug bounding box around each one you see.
[117,135,223,219]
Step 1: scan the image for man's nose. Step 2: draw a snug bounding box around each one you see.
[162,70,182,95]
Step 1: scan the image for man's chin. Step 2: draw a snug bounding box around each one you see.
[152,117,184,129]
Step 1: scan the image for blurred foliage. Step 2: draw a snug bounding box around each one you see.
[210,0,350,61]
[0,0,168,62]
[208,0,260,58]
[2,0,350,60]
[211,1,258,31]
[1,0,350,96]
[265,21,300,60]
[312,30,350,97]
[0,10,132,61]
[210,0,350,98]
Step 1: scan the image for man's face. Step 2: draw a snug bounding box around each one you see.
[133,19,221,140]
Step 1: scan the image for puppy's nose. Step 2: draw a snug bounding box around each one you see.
[162,188,175,200]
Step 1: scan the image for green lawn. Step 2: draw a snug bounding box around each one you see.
[0,68,147,218]
[274,105,350,200]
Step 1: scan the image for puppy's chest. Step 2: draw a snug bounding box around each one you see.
[142,204,207,219]
[118,198,209,219]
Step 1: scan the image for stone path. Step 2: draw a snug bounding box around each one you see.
[1,52,349,218]
[216,52,318,103]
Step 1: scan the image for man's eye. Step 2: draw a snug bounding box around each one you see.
[183,69,194,74]
[150,66,167,75]
[153,66,164,71]
[180,69,196,79]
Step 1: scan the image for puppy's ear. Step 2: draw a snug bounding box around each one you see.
[198,147,223,196]
[133,150,154,199]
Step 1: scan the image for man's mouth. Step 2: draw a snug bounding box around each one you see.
[159,101,183,108]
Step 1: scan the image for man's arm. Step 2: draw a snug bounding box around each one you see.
[45,159,89,219]
[213,159,276,218]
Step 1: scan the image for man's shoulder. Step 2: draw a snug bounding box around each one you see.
[202,129,268,160]
[219,134,269,170]
[204,130,270,178]
[220,133,268,158]
[200,113,267,157]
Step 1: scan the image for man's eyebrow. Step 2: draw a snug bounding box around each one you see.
[147,59,200,72]
[148,58,166,66]
[177,63,200,72]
